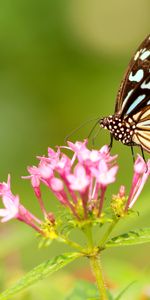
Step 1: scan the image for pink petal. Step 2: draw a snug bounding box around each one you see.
[74,164,86,178]
[27,166,40,176]
[108,165,118,178]
[119,185,125,197]
[56,154,71,174]
[7,174,11,189]
[31,176,40,188]
[129,170,150,208]
[134,155,146,174]
[3,196,15,209]
[67,140,88,152]
[50,178,64,192]
[67,174,75,184]
[89,150,100,162]
[1,214,16,223]
[100,145,109,154]
[0,209,8,217]
[38,164,53,179]
[98,160,108,173]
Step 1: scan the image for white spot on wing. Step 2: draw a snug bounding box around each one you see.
[134,51,140,61]
[126,94,145,114]
[140,50,150,61]
[122,89,134,109]
[141,80,150,89]
[129,69,144,82]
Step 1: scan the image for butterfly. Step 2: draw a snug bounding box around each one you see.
[100,34,150,160]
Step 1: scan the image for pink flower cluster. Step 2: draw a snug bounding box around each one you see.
[25,140,118,219]
[0,140,149,234]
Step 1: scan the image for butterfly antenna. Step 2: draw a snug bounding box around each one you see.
[87,119,101,140]
[64,117,100,143]
[92,127,102,146]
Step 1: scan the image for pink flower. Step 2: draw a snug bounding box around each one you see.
[48,146,60,163]
[67,164,90,193]
[134,155,146,174]
[50,177,64,192]
[0,194,19,222]
[0,175,20,222]
[0,140,149,232]
[91,160,118,185]
[55,154,71,176]
[125,156,150,210]
[67,140,88,153]
[38,161,53,180]
[67,140,100,166]
[0,176,42,233]
[0,174,12,197]
[99,145,118,162]
[27,160,53,187]
[22,140,119,219]
[67,140,91,164]
[25,160,53,194]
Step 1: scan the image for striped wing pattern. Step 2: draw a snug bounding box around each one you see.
[115,35,150,117]
[133,107,150,152]
[115,34,150,152]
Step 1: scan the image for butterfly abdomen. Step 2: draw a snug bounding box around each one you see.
[100,115,136,146]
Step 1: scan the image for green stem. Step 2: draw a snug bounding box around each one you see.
[59,236,83,251]
[84,224,94,249]
[90,254,108,300]
[83,225,108,300]
[99,219,119,248]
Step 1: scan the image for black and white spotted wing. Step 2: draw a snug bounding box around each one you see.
[99,34,150,154]
[115,34,150,117]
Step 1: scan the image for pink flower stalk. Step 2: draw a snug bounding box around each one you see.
[125,155,150,210]
[23,140,118,219]
[0,175,42,233]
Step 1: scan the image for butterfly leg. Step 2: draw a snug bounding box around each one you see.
[131,145,135,162]
[109,134,113,150]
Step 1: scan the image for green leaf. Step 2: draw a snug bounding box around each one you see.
[105,228,150,248]
[115,281,136,300]
[0,252,82,300]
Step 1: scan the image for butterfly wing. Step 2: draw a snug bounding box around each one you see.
[132,107,150,152]
[115,35,150,117]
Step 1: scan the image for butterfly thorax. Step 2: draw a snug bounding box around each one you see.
[100,115,136,146]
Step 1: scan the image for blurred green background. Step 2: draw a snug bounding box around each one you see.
[0,0,150,299]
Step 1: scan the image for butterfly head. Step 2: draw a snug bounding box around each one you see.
[99,115,114,130]
[99,115,136,145]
